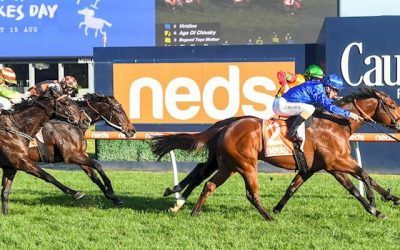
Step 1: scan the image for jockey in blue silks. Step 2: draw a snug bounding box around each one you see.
[273,73,364,142]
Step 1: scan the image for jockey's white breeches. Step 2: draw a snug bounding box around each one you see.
[0,97,12,110]
[272,97,315,119]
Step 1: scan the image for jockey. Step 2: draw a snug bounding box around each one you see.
[0,67,31,111]
[28,76,79,97]
[276,64,324,97]
[273,73,363,142]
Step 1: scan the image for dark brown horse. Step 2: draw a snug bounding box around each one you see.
[0,89,90,214]
[27,93,136,205]
[152,88,400,220]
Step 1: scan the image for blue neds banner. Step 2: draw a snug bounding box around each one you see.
[0,0,155,57]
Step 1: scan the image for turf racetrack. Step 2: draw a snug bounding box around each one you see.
[1,170,399,248]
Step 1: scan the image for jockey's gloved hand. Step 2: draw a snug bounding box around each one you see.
[349,112,364,121]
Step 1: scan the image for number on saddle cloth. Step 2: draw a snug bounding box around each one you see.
[262,116,307,157]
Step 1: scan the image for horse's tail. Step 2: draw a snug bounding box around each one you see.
[103,20,112,27]
[151,116,255,160]
[151,128,222,160]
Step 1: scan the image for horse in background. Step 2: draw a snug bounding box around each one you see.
[152,88,400,220]
[0,89,89,214]
[27,93,136,205]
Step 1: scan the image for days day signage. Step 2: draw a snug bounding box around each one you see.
[0,0,155,57]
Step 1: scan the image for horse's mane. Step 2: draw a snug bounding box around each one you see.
[76,93,108,105]
[336,88,383,106]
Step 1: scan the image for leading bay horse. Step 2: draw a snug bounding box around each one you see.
[0,89,90,214]
[152,88,400,220]
[26,93,136,205]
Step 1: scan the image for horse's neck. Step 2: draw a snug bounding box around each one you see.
[11,106,51,136]
[81,102,106,124]
[340,99,376,133]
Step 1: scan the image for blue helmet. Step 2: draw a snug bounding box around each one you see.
[321,74,344,90]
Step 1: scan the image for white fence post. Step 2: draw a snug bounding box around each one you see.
[353,141,365,197]
[169,150,181,200]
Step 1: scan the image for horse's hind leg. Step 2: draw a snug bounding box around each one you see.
[330,171,386,219]
[165,157,217,197]
[242,168,274,221]
[1,168,17,215]
[169,158,217,213]
[17,158,84,200]
[273,170,315,213]
[191,167,232,217]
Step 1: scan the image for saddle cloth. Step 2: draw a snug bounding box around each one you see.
[263,118,305,157]
[28,128,44,148]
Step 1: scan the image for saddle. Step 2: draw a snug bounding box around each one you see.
[28,128,52,163]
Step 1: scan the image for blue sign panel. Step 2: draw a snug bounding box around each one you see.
[320,16,400,100]
[0,0,155,58]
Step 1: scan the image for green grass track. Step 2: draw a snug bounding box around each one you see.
[1,170,399,249]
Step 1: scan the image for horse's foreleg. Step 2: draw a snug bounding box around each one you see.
[273,170,315,213]
[79,165,108,196]
[330,171,386,219]
[334,158,378,210]
[1,168,17,215]
[350,173,400,206]
[68,154,121,205]
[243,168,274,221]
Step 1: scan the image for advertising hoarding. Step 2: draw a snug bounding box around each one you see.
[0,0,155,58]
[113,61,294,124]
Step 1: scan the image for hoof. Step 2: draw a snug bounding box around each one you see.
[394,199,400,206]
[273,208,281,214]
[113,198,124,205]
[73,192,85,200]
[163,187,175,197]
[190,211,200,217]
[376,211,387,219]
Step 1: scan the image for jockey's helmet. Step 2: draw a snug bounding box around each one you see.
[60,76,78,90]
[0,67,17,85]
[305,65,324,79]
[322,74,345,91]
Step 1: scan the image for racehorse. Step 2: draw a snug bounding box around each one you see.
[27,93,136,205]
[0,89,90,214]
[152,88,400,220]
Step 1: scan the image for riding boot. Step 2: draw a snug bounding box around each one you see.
[287,116,305,142]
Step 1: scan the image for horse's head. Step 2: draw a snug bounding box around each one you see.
[345,88,400,132]
[371,90,400,131]
[41,88,90,129]
[83,93,136,137]
[78,8,94,17]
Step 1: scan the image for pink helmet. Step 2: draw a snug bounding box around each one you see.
[0,67,17,85]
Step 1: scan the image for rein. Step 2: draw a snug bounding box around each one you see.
[86,100,123,131]
[0,127,33,141]
[33,95,76,123]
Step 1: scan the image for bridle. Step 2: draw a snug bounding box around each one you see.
[34,94,81,125]
[86,97,126,132]
[353,92,400,142]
